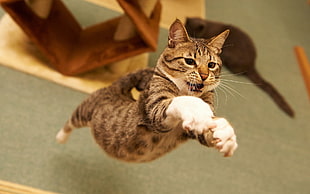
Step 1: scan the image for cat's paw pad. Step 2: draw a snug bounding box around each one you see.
[211,118,238,157]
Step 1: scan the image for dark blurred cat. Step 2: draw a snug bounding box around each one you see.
[185,17,294,117]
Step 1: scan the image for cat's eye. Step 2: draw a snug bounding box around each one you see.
[184,58,196,66]
[208,62,217,69]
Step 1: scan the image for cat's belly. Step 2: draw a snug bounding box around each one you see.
[91,122,187,162]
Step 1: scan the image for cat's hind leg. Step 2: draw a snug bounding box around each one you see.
[56,120,75,144]
[56,100,93,143]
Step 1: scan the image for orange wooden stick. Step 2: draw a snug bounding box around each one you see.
[294,46,310,100]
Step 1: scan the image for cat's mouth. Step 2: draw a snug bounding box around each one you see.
[186,81,219,92]
[186,82,204,92]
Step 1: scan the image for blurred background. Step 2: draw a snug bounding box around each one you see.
[0,0,309,194]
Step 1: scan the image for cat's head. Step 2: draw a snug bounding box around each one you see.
[157,19,229,96]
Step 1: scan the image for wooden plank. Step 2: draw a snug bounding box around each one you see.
[86,0,206,28]
[0,180,59,194]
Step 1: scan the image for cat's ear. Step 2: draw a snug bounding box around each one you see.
[168,19,190,48]
[208,29,230,54]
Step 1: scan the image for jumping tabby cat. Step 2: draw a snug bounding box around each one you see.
[56,19,238,162]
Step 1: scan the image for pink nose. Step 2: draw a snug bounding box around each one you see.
[200,73,208,81]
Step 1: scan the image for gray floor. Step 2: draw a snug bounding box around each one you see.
[0,0,309,194]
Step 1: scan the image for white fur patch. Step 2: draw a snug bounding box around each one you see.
[56,129,70,144]
[165,96,215,134]
[165,96,238,157]
[212,118,238,157]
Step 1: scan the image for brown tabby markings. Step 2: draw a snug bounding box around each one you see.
[56,19,235,162]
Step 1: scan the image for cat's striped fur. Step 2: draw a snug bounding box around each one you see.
[56,19,238,162]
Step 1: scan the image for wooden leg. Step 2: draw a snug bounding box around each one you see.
[294,46,310,100]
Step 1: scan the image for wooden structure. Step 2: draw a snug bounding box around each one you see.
[0,0,161,75]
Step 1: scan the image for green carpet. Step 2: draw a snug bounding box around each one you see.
[1,0,309,194]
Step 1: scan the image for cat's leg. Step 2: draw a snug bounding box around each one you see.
[56,120,75,144]
[165,96,237,156]
[56,101,93,143]
[56,115,90,144]
[165,96,216,134]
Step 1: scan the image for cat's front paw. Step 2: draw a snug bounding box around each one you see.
[210,118,238,157]
[166,96,216,136]
[182,113,216,136]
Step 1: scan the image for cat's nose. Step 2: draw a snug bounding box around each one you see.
[198,65,209,81]
[200,73,208,81]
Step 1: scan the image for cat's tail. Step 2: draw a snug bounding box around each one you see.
[246,68,295,117]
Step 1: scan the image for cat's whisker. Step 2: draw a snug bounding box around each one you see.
[217,83,237,99]
[214,86,228,106]
[220,78,254,85]
[218,82,246,100]
[214,88,219,109]
[179,80,195,96]
[219,71,246,77]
